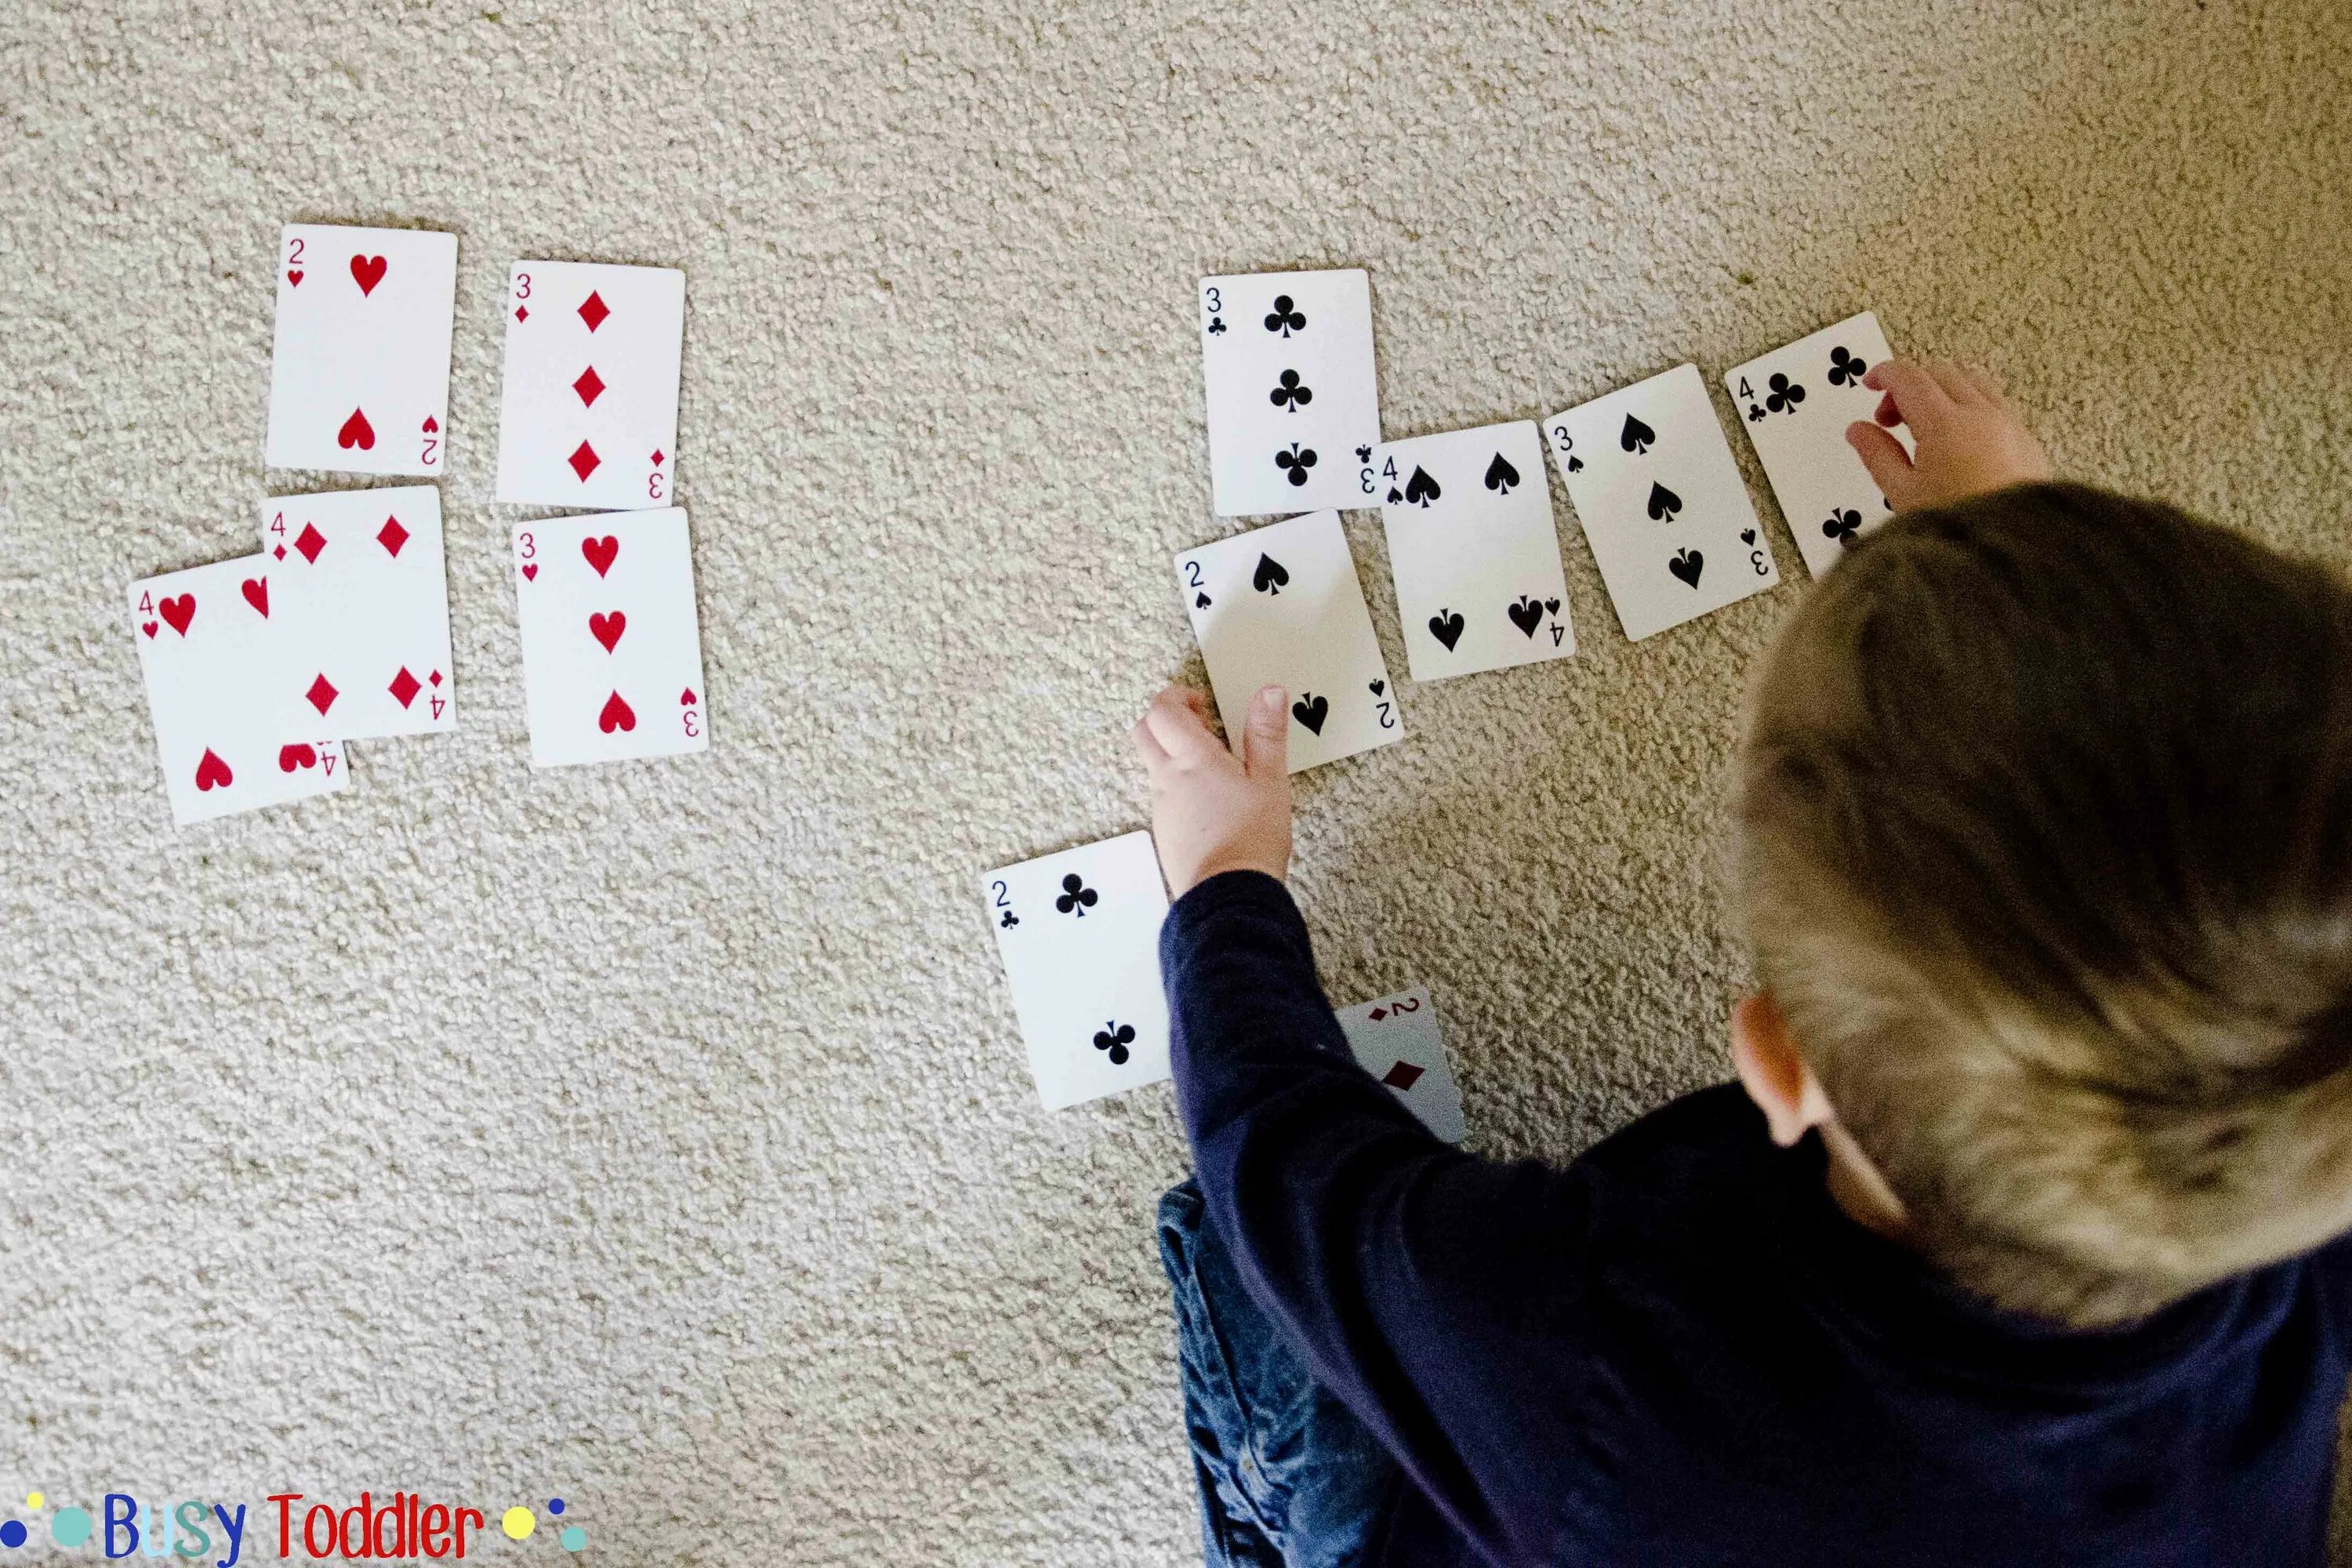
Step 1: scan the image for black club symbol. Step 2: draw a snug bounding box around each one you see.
[1822,509,1862,547]
[999,909,1019,928]
[1269,369,1313,412]
[1746,403,1766,423]
[1054,873,1098,916]
[1827,345,1866,386]
[1093,1021,1136,1065]
[1275,442,1318,487]
[1766,372,1806,414]
[1207,316,1227,336]
[1355,445,1372,464]
[1264,294,1306,336]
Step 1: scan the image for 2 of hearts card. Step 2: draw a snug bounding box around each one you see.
[1373,420,1576,681]
[1547,365,1779,641]
[1334,985,1466,1143]
[510,509,710,768]
[257,487,456,741]
[495,261,686,510]
[1199,270,1381,517]
[1724,311,1910,578]
[1177,510,1403,774]
[265,224,458,477]
[982,831,1172,1111]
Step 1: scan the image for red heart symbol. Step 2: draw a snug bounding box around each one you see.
[680,688,697,706]
[582,535,619,578]
[589,611,626,652]
[158,593,196,636]
[140,620,158,639]
[278,742,318,772]
[420,415,438,434]
[337,407,375,450]
[194,748,234,792]
[598,691,636,734]
[241,577,269,617]
[350,254,387,295]
[288,269,304,287]
[521,563,538,582]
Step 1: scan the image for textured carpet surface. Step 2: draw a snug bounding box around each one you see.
[4,1,2350,1562]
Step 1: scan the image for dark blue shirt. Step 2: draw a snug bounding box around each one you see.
[1163,870,2352,1566]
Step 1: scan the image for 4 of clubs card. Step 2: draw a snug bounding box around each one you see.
[1334,985,1466,1143]
[1177,510,1403,773]
[257,486,456,741]
[1724,311,1911,577]
[1198,269,1381,517]
[264,223,457,477]
[495,260,686,510]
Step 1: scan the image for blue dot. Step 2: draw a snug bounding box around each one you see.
[0,1520,25,1548]
[52,1508,92,1548]
[548,1499,564,1515]
[560,1525,586,1552]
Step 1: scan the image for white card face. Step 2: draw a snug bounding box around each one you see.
[982,832,1172,1111]
[1724,312,1911,578]
[494,261,685,510]
[510,509,710,768]
[1374,420,1576,681]
[1334,985,1465,1143]
[1199,270,1381,517]
[129,557,348,826]
[265,225,458,477]
[255,487,456,741]
[1546,365,1780,641]
[1178,511,1403,775]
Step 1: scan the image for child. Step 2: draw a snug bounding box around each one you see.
[1133,360,2352,1566]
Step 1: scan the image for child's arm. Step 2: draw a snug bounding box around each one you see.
[1846,356,2051,511]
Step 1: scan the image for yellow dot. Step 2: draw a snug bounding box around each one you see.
[501,1508,535,1541]
[25,1493,42,1510]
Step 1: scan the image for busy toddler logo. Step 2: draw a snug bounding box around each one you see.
[0,1490,587,1562]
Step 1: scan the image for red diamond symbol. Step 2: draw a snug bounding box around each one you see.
[1380,1061,1425,1091]
[273,544,286,561]
[578,290,610,331]
[388,666,422,710]
[568,441,601,481]
[294,522,327,564]
[1367,1007,1388,1021]
[306,673,339,716]
[377,516,409,557]
[428,669,443,688]
[573,365,606,408]
[650,448,665,466]
[514,304,529,323]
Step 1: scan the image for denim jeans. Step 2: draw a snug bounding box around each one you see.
[1156,1178,1401,1568]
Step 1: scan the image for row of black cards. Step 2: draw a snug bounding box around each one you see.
[129,223,713,825]
[982,267,1911,1114]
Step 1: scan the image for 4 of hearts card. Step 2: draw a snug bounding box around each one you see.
[265,224,458,477]
[1724,311,1910,578]
[1334,985,1467,1143]
[1199,269,1381,517]
[511,508,710,768]
[495,261,686,510]
[256,486,456,741]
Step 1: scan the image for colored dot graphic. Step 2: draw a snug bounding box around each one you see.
[502,1507,535,1540]
[547,1498,564,1515]
[561,1525,586,1552]
[0,1522,23,1548]
[51,1508,92,1547]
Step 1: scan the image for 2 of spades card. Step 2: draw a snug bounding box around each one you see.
[1199,269,1381,517]
[1725,311,1911,578]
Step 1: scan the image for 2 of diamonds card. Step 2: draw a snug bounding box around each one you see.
[265,224,458,477]
[511,508,710,768]
[1177,510,1403,774]
[982,831,1172,1111]
[256,486,455,741]
[1725,311,1910,577]
[495,261,685,510]
[1373,419,1575,681]
[1335,985,1466,1143]
[129,557,347,826]
[1547,364,1779,641]
[1199,269,1381,517]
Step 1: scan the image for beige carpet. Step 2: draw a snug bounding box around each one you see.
[4,0,2350,1561]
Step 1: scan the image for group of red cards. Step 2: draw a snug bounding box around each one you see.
[129,223,712,826]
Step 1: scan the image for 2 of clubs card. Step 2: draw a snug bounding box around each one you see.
[264,223,457,477]
[1198,269,1381,517]
[495,260,686,510]
[1177,510,1403,773]
[1724,311,1911,577]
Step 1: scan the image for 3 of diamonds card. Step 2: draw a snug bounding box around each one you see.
[1199,269,1381,517]
[1725,311,1910,578]
[1334,985,1466,1143]
[511,508,710,768]
[1177,510,1403,774]
[265,224,458,477]
[256,486,456,740]
[1547,364,1779,641]
[495,261,685,510]
[982,831,1172,1111]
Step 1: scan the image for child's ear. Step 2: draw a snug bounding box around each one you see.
[1730,992,1837,1147]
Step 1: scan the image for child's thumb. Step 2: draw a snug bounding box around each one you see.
[1243,685,1289,778]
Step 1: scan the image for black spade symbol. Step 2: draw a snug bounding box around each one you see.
[1402,465,1441,507]
[1739,528,1756,546]
[1195,591,1211,608]
[1252,553,1290,594]
[1507,596,1543,637]
[1291,693,1330,734]
[1646,481,1682,522]
[1620,413,1656,455]
[1483,452,1520,494]
[1428,610,1465,650]
[1566,454,1584,472]
[1544,597,1561,613]
[1386,487,1403,504]
[1669,548,1704,587]
[1368,678,1385,695]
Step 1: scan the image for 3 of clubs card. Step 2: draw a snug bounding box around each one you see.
[495,261,686,510]
[1334,985,1466,1143]
[982,831,1172,1111]
[129,557,347,826]
[510,508,710,768]
[264,224,457,477]
[256,487,456,741]
[1177,510,1403,773]
[1547,364,1780,641]
[1199,269,1381,517]
[1724,311,1911,578]
[1373,420,1576,681]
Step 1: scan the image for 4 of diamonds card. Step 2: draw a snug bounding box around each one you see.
[264,224,457,477]
[495,261,685,510]
[1199,270,1382,517]
[256,486,456,741]
[1724,311,1911,577]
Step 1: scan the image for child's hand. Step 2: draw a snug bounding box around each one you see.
[1131,683,1293,896]
[1846,357,2051,512]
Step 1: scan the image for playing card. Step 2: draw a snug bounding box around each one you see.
[1199,270,1381,517]
[1546,365,1780,641]
[510,508,710,768]
[256,486,456,740]
[1724,312,1911,578]
[1334,985,1465,1143]
[1177,511,1403,774]
[1373,420,1575,681]
[264,224,458,477]
[495,261,685,510]
[982,831,1172,1111]
[129,556,347,826]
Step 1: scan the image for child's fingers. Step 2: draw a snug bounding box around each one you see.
[1860,358,1955,437]
[1143,684,1222,764]
[1240,684,1289,780]
[1131,712,1171,771]
[1846,422,1918,508]
[1921,358,1983,407]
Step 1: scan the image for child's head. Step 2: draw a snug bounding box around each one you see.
[1737,483,2352,1326]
